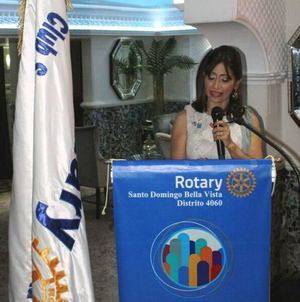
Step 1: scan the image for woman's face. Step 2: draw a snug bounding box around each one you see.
[204,62,240,112]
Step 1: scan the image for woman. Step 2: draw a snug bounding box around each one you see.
[171,45,264,160]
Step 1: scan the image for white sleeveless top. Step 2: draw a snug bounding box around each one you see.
[185,105,244,159]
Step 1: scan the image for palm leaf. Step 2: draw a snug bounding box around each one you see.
[114,58,129,74]
[134,40,145,52]
[163,55,196,74]
[160,37,177,58]
[114,49,142,75]
[134,37,196,75]
[147,40,164,75]
[128,45,139,67]
[134,40,148,60]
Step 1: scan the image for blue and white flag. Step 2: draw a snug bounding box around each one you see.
[9,0,95,301]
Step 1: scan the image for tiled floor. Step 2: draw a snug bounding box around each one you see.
[0,189,118,302]
[1,189,299,301]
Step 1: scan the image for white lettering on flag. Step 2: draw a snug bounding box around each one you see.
[9,0,95,300]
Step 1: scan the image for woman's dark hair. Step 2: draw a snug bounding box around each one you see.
[193,45,243,116]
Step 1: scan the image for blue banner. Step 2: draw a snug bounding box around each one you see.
[113,159,272,302]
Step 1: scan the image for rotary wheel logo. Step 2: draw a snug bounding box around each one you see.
[32,238,69,302]
[226,168,256,197]
[150,221,232,298]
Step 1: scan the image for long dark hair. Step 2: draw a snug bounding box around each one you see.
[193,45,243,117]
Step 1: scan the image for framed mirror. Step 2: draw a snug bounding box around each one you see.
[110,38,142,100]
[288,26,300,127]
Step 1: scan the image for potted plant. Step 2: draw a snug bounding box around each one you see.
[135,37,196,115]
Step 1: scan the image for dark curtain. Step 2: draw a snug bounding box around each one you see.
[0,47,12,179]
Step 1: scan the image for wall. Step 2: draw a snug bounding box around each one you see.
[81,34,209,108]
[80,33,211,158]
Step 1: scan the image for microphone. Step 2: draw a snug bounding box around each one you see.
[211,106,225,160]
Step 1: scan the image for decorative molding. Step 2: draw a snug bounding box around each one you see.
[246,72,287,85]
[81,98,189,109]
[0,2,18,31]
[0,1,197,35]
[81,99,152,108]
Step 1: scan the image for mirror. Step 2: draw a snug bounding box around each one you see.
[110,38,142,100]
[288,26,300,127]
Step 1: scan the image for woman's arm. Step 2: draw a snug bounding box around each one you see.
[242,112,264,158]
[212,112,264,159]
[171,111,187,159]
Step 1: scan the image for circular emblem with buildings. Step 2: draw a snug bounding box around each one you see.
[150,221,232,298]
[226,167,256,197]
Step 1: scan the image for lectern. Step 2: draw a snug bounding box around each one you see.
[113,160,272,302]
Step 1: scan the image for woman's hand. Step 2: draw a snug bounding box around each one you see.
[210,120,233,147]
[209,111,264,159]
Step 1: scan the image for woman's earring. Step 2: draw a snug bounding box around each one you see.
[232,89,239,101]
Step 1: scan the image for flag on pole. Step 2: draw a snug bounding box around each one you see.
[9,0,95,301]
[9,0,34,299]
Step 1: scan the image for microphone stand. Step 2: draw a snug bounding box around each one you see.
[232,116,300,192]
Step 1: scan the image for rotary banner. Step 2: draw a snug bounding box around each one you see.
[113,159,272,302]
[9,0,94,301]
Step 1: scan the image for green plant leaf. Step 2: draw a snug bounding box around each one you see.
[134,40,149,60]
[114,58,129,74]
[135,37,196,75]
[163,55,196,74]
[160,37,177,58]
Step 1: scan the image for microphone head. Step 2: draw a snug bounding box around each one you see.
[211,106,224,122]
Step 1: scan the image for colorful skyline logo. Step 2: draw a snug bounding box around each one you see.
[162,228,224,288]
[150,221,231,298]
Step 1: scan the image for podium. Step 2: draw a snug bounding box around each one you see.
[112,160,272,302]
